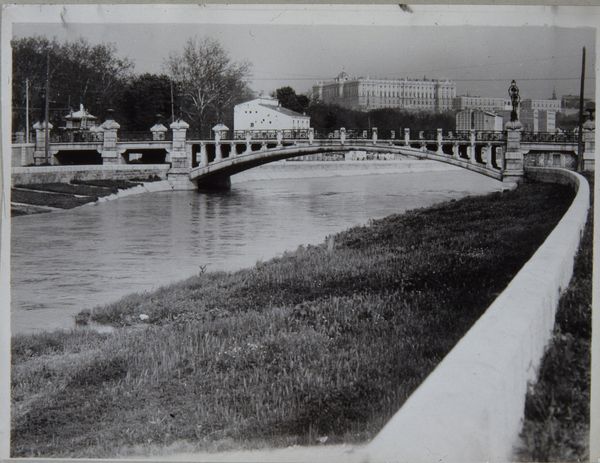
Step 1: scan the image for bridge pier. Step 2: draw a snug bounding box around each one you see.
[503,121,525,184]
[33,121,54,165]
[101,114,122,165]
[196,174,231,191]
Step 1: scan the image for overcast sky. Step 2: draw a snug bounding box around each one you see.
[14,22,596,100]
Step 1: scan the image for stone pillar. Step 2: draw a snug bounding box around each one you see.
[33,121,53,165]
[197,142,208,167]
[390,130,396,140]
[261,140,267,151]
[452,142,460,159]
[309,128,314,145]
[340,127,346,145]
[245,132,252,153]
[485,144,493,169]
[436,128,443,155]
[404,128,410,146]
[469,129,477,164]
[372,127,378,145]
[229,141,236,158]
[276,130,283,148]
[503,121,524,184]
[101,112,121,165]
[582,120,595,172]
[169,119,190,169]
[150,122,168,141]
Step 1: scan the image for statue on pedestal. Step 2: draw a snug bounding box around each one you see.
[508,80,520,122]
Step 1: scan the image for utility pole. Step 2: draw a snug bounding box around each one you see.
[25,78,29,143]
[170,80,175,123]
[576,46,586,172]
[44,52,50,164]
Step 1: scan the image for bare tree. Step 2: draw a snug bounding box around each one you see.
[165,37,252,136]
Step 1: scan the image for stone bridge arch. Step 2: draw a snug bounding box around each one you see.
[189,142,503,190]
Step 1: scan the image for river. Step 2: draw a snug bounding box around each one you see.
[11,161,503,335]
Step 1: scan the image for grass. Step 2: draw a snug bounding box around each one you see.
[517,174,593,462]
[11,182,575,458]
[11,179,145,216]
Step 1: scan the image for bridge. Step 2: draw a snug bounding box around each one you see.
[13,116,596,189]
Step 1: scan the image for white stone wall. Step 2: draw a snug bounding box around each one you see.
[234,99,310,131]
[365,168,589,463]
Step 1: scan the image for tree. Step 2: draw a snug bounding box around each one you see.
[165,37,252,137]
[12,36,133,132]
[117,73,173,131]
[274,86,309,114]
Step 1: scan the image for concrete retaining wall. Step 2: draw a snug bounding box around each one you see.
[11,143,35,167]
[365,167,589,463]
[11,164,170,186]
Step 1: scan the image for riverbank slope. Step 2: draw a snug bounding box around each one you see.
[11,181,574,458]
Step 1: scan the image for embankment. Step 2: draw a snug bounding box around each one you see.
[11,180,574,458]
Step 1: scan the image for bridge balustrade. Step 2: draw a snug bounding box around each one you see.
[521,131,578,143]
[119,131,166,142]
[50,130,104,143]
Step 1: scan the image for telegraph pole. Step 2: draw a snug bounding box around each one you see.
[576,46,586,172]
[25,78,30,143]
[170,80,175,123]
[44,52,50,164]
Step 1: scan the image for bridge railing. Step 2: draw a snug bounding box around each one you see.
[50,130,104,143]
[521,131,578,143]
[232,129,311,140]
[119,131,164,142]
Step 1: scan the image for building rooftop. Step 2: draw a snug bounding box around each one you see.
[64,104,96,121]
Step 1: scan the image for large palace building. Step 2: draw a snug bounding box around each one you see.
[312,72,457,112]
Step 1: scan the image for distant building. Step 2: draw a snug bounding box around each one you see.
[456,109,503,132]
[312,72,456,112]
[519,109,556,133]
[521,98,562,112]
[234,97,310,131]
[453,96,511,112]
[561,94,594,115]
[62,104,98,130]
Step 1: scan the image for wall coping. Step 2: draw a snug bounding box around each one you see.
[12,164,170,174]
[364,167,589,463]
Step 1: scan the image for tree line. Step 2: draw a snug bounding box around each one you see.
[13,35,467,140]
[12,36,252,138]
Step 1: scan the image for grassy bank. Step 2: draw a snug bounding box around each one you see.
[517,174,593,462]
[11,182,574,458]
[10,179,151,216]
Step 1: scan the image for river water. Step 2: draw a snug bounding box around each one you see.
[11,162,503,335]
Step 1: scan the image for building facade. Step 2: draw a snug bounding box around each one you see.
[453,96,511,112]
[456,109,504,132]
[312,72,456,112]
[234,97,311,131]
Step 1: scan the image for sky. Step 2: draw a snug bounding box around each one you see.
[13,22,596,100]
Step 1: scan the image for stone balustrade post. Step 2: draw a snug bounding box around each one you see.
[372,127,378,145]
[245,132,252,153]
[32,121,53,165]
[150,122,168,141]
[340,127,346,145]
[485,143,493,169]
[503,120,524,184]
[452,142,459,159]
[229,141,236,158]
[198,142,208,167]
[404,128,410,146]
[308,128,315,145]
[101,112,121,165]
[437,128,444,155]
[469,129,477,164]
[169,119,190,169]
[261,139,267,151]
[276,130,283,148]
[582,120,595,172]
